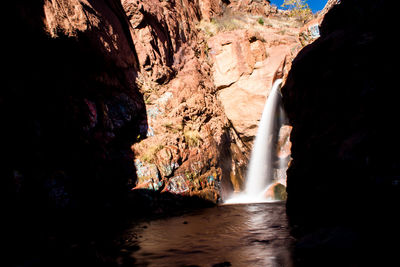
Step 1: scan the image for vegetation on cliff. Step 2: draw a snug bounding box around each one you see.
[281,0,313,23]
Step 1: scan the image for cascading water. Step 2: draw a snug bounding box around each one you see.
[225,79,284,204]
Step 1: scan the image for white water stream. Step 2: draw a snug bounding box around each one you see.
[225,79,283,204]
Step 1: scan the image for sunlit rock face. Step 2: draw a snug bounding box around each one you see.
[122,0,249,203]
[3,0,146,209]
[125,0,306,201]
[199,0,224,22]
[228,0,277,16]
[121,0,203,83]
[203,2,303,198]
[207,17,300,147]
[282,0,399,233]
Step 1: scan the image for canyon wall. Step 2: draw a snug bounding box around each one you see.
[122,0,304,200]
[3,0,257,209]
[3,0,147,210]
[202,4,305,192]
[3,0,305,210]
[130,0,316,199]
[121,0,249,203]
[281,0,398,263]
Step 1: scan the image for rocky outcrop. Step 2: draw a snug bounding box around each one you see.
[199,0,224,21]
[320,0,340,16]
[282,0,398,263]
[3,0,145,209]
[119,0,249,202]
[122,0,202,83]
[198,2,303,194]
[130,50,245,202]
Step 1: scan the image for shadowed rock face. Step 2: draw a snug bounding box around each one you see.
[2,0,146,210]
[282,0,399,243]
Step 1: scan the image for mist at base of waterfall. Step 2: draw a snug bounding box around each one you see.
[224,183,281,204]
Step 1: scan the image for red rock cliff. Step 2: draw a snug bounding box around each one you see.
[121,0,249,203]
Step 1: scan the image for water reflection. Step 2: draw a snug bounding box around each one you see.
[125,202,294,266]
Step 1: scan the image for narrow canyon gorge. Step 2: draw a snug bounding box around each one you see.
[3,0,399,266]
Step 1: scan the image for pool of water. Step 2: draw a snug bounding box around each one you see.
[7,202,297,266]
[11,200,388,267]
[126,202,294,266]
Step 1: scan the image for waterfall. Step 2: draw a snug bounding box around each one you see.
[225,79,284,204]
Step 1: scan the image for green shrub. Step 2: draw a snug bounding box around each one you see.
[257,17,264,25]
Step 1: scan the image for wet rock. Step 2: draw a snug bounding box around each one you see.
[228,143,247,192]
[264,182,287,201]
[277,125,292,159]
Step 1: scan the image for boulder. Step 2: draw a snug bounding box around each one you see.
[264,182,287,201]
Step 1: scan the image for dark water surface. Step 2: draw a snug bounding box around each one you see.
[7,202,296,266]
[11,201,391,266]
[128,202,294,266]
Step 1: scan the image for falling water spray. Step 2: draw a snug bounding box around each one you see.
[225,79,284,204]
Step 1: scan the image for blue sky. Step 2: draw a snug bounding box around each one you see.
[269,0,327,13]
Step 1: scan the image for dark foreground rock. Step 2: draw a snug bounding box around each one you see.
[282,0,399,265]
[2,0,146,211]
